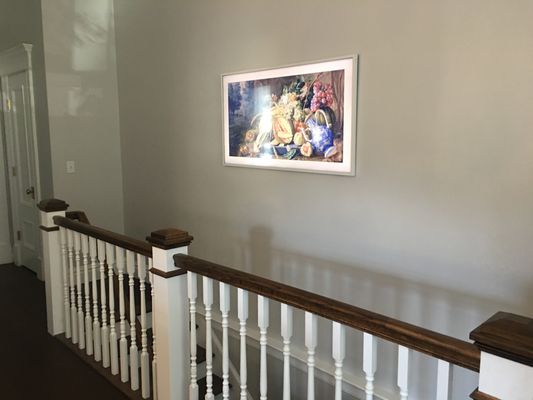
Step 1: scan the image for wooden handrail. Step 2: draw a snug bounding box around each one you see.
[174,254,481,372]
[66,210,90,225]
[54,216,152,258]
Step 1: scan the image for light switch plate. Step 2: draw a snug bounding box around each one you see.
[66,161,76,174]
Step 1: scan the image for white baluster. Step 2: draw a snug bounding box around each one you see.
[305,312,317,400]
[436,360,450,400]
[98,239,110,368]
[220,282,231,400]
[89,237,101,362]
[74,232,85,349]
[203,277,214,400]
[59,228,71,339]
[149,262,158,400]
[332,322,345,400]
[129,252,139,391]
[363,333,377,400]
[106,242,119,375]
[117,247,129,382]
[82,234,93,355]
[188,272,198,400]
[67,229,78,344]
[397,346,409,400]
[281,304,293,400]
[238,289,248,400]
[138,255,150,399]
[258,295,269,400]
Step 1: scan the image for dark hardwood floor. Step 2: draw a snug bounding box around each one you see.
[0,263,128,400]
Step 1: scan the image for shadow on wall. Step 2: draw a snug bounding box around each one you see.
[196,225,533,399]
[238,225,532,332]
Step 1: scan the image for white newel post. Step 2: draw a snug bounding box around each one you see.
[38,199,69,336]
[148,228,194,400]
[470,312,533,400]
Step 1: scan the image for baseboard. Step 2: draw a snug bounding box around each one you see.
[196,305,394,400]
[0,242,13,264]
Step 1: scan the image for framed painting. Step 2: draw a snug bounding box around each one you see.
[222,56,357,175]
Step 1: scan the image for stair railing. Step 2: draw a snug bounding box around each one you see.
[39,198,533,400]
[39,199,155,399]
[172,255,533,400]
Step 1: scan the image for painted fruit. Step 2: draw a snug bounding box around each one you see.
[312,107,336,128]
[301,142,313,157]
[239,144,250,157]
[293,131,305,146]
[244,129,257,143]
[272,117,293,144]
[293,120,307,133]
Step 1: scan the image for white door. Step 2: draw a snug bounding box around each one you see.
[2,70,41,274]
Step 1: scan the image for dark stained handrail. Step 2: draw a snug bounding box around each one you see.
[66,210,90,225]
[174,254,481,372]
[54,216,152,258]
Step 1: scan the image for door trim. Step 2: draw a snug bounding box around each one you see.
[0,43,42,275]
[0,44,41,201]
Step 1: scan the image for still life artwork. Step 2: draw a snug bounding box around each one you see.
[223,57,356,175]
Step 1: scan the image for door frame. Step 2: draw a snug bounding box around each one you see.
[0,43,42,274]
[0,93,12,264]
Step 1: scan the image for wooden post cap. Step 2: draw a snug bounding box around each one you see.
[470,312,533,367]
[146,228,193,249]
[37,198,69,212]
[470,388,500,400]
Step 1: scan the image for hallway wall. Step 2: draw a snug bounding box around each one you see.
[113,0,533,397]
[40,0,124,232]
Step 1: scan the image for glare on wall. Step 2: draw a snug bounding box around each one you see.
[72,0,112,72]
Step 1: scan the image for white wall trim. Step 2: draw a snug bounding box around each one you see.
[196,305,395,400]
[0,87,12,264]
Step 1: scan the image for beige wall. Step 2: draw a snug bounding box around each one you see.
[41,0,124,231]
[113,0,533,397]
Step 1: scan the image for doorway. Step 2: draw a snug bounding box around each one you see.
[0,44,41,276]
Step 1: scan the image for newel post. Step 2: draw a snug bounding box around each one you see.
[470,312,533,400]
[148,228,194,400]
[37,198,69,336]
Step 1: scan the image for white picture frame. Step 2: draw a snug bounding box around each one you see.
[222,56,358,175]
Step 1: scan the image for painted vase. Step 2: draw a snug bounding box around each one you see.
[307,117,334,155]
